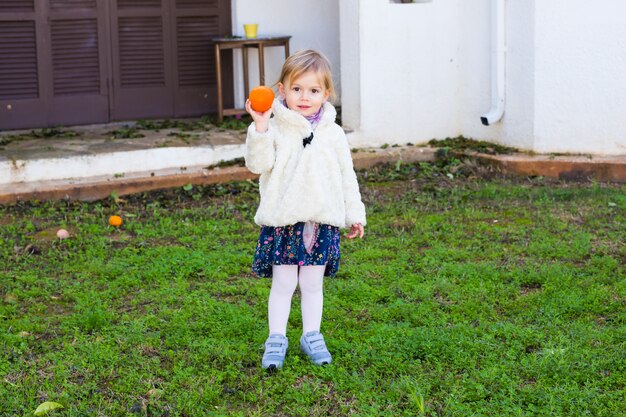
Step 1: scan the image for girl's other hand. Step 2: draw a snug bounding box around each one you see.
[346,223,364,239]
[245,99,272,133]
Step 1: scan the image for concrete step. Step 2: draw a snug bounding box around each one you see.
[471,152,626,182]
[0,146,437,203]
[0,121,246,185]
[0,143,246,185]
[0,144,624,204]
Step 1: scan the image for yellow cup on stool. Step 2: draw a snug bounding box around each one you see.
[244,23,258,38]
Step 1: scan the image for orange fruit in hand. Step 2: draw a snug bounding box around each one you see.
[108,215,123,227]
[249,86,275,112]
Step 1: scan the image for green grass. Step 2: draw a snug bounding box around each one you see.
[1,161,624,416]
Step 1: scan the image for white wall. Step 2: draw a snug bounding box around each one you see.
[459,0,536,151]
[533,0,626,154]
[341,0,626,155]
[231,0,341,108]
[339,0,361,131]
[342,0,463,146]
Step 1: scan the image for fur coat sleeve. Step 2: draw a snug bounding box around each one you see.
[244,123,276,174]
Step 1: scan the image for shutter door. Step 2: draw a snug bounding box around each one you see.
[0,0,110,130]
[110,0,174,120]
[0,1,46,129]
[1,0,231,129]
[172,0,231,116]
[47,0,110,126]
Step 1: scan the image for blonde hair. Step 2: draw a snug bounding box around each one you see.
[277,49,337,102]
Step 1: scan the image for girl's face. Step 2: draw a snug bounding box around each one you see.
[278,71,330,117]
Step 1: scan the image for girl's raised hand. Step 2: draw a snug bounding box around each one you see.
[245,99,273,133]
[346,223,364,239]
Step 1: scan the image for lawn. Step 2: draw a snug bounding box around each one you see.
[1,158,624,416]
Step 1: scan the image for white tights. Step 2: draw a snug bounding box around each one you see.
[268,264,326,336]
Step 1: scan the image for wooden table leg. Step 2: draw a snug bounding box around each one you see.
[214,44,223,123]
[242,46,249,100]
[258,44,265,86]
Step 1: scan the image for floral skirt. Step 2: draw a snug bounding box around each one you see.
[252,222,341,278]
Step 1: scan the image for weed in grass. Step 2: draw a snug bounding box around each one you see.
[0,127,79,146]
[206,157,246,170]
[211,115,252,132]
[429,135,519,154]
[0,134,28,146]
[107,126,145,139]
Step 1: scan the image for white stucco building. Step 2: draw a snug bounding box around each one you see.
[1,0,624,190]
[235,0,626,155]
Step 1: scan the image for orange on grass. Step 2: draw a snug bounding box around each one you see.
[108,215,123,227]
[249,86,274,112]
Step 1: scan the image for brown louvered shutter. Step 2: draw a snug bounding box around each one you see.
[119,16,165,87]
[50,19,100,96]
[46,0,109,126]
[119,0,161,7]
[0,0,47,129]
[110,0,174,119]
[176,15,217,87]
[0,0,38,102]
[0,1,34,12]
[172,0,231,116]
[2,0,231,129]
[1,0,110,130]
[0,21,38,100]
[110,0,230,120]
[51,0,97,9]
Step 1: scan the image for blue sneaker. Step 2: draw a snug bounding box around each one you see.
[300,331,332,365]
[262,334,288,370]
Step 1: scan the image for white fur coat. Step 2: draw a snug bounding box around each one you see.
[245,100,366,228]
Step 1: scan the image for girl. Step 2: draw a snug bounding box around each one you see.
[245,49,366,370]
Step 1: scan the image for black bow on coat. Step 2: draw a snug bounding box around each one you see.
[303,132,314,148]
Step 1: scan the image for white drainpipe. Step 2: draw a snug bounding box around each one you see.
[481,0,506,126]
